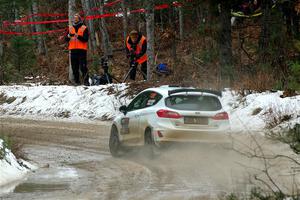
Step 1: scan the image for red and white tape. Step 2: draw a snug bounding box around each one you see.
[20,0,123,22]
[0,2,183,35]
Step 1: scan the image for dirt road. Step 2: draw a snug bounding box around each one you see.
[0,118,298,200]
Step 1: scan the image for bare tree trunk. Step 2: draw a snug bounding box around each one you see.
[146,0,155,81]
[68,0,76,82]
[178,6,184,40]
[170,7,177,65]
[218,1,233,87]
[32,0,48,56]
[168,7,173,27]
[13,1,20,32]
[160,9,164,32]
[0,35,3,85]
[99,0,113,56]
[196,6,201,25]
[81,0,97,53]
[28,7,36,33]
[91,0,100,47]
[259,0,272,63]
[121,0,128,44]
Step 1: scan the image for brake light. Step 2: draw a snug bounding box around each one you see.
[212,112,229,120]
[157,109,182,119]
[156,131,163,137]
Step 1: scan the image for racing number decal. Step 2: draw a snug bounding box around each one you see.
[121,117,130,134]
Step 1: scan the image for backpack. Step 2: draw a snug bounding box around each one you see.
[156,63,171,75]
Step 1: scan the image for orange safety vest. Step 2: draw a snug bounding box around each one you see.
[68,25,88,50]
[126,36,147,64]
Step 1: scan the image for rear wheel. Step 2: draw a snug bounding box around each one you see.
[109,125,121,157]
[144,128,159,158]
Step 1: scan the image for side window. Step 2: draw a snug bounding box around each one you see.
[127,91,163,112]
[144,92,162,108]
[127,92,148,112]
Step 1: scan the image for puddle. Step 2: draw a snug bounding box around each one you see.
[14,183,69,193]
[37,167,79,180]
[11,167,79,194]
[0,180,25,196]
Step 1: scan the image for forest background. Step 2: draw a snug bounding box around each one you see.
[0,0,299,92]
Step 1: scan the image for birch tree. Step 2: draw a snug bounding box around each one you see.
[32,0,48,56]
[97,0,113,56]
[146,0,155,81]
[81,0,97,53]
[68,0,76,82]
[178,5,184,40]
[121,0,128,44]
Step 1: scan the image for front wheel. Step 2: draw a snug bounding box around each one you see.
[109,126,121,157]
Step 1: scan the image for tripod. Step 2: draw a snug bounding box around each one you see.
[101,56,121,84]
[123,54,147,82]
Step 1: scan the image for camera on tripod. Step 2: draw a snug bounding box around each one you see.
[100,55,112,74]
[90,55,121,85]
[123,46,147,82]
[129,49,137,67]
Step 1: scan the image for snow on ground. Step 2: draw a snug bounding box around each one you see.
[0,84,128,122]
[0,139,35,194]
[0,84,129,193]
[222,90,300,133]
[0,84,299,131]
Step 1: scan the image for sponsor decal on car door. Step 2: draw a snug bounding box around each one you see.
[121,92,148,143]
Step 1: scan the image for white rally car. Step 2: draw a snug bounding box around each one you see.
[109,86,230,157]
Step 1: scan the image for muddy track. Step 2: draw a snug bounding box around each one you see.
[0,118,297,200]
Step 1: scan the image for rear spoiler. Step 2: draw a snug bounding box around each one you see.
[168,89,222,97]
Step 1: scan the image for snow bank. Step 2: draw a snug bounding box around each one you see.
[0,84,128,121]
[222,90,300,133]
[0,139,34,194]
[0,84,299,132]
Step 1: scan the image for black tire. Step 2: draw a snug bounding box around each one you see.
[144,128,158,159]
[109,125,121,157]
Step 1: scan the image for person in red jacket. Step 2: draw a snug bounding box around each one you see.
[125,30,147,80]
[65,14,89,86]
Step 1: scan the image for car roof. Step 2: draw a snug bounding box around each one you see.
[143,85,222,98]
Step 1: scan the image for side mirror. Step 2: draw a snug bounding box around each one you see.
[119,105,127,114]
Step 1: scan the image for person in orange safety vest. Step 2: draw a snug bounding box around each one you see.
[65,13,89,86]
[125,30,147,80]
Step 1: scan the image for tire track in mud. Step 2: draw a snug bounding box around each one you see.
[2,118,295,200]
[0,118,176,199]
[123,152,224,199]
[0,118,237,199]
[0,118,110,152]
[0,118,245,200]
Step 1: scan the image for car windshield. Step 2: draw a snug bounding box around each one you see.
[165,95,222,111]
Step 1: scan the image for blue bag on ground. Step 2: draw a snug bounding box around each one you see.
[156,63,170,74]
